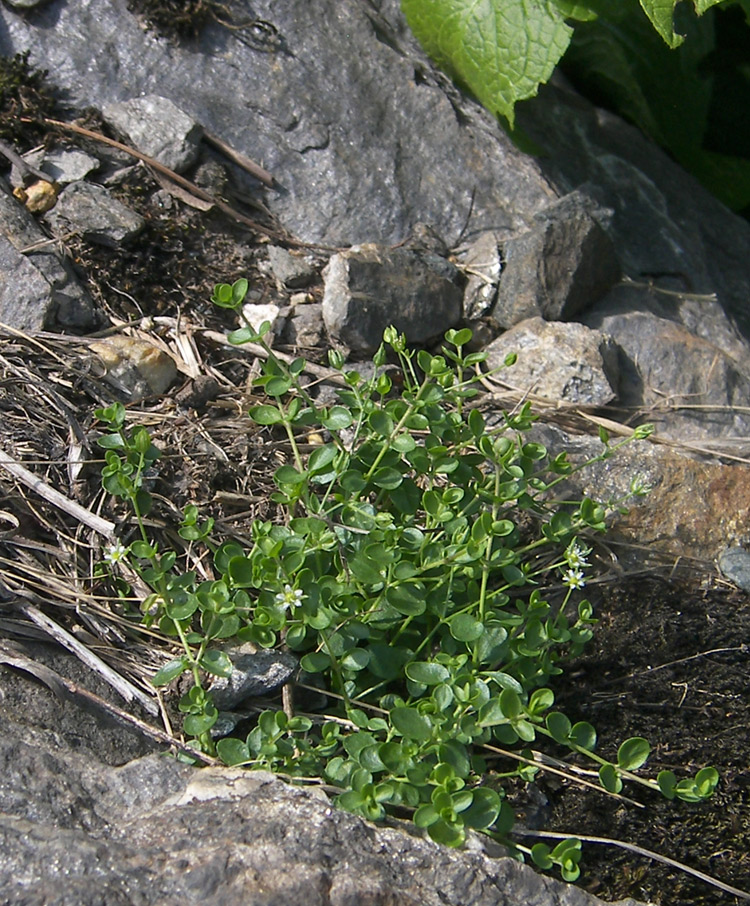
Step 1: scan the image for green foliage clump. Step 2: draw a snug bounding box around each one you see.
[94,278,717,878]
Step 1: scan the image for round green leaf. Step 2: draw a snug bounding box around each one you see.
[598,763,623,793]
[531,842,553,870]
[617,736,650,771]
[390,706,433,742]
[546,711,572,743]
[570,721,597,751]
[151,656,187,687]
[385,584,426,616]
[449,613,484,642]
[308,444,338,472]
[372,467,404,490]
[462,787,502,830]
[657,769,677,800]
[405,661,450,686]
[368,410,394,436]
[200,649,233,678]
[341,648,371,671]
[299,651,331,673]
[217,738,251,766]
[322,406,353,430]
[227,556,255,588]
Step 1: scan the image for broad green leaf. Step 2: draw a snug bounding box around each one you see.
[200,649,233,678]
[322,406,353,430]
[227,556,255,587]
[657,769,678,799]
[308,444,338,472]
[427,817,465,847]
[391,706,434,741]
[406,661,451,685]
[598,763,623,793]
[531,842,553,869]
[217,738,251,765]
[546,711,572,743]
[617,736,650,771]
[570,721,597,751]
[462,787,502,829]
[183,708,218,736]
[151,656,187,687]
[385,584,427,616]
[299,651,332,673]
[639,0,686,47]
[449,612,484,641]
[402,0,573,128]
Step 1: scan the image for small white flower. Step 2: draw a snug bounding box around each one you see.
[564,541,590,570]
[104,541,129,565]
[562,568,586,590]
[275,584,305,610]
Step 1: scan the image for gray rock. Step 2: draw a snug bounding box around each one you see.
[0,0,557,246]
[0,182,95,330]
[285,302,325,348]
[461,231,501,321]
[718,548,750,592]
[3,0,50,7]
[322,243,463,354]
[491,192,621,330]
[518,81,750,349]
[582,285,750,444]
[526,422,750,563]
[45,181,145,248]
[208,644,297,710]
[13,148,100,187]
[485,318,619,406]
[102,95,203,173]
[0,701,640,906]
[267,245,316,288]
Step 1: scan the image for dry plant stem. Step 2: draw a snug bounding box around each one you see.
[0,138,50,183]
[512,827,750,901]
[36,117,340,251]
[0,640,216,764]
[202,129,274,187]
[15,601,159,716]
[0,443,116,539]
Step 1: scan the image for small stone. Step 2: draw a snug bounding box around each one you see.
[285,302,324,348]
[484,317,618,406]
[90,336,177,400]
[241,302,283,344]
[26,148,100,186]
[102,95,203,173]
[491,191,621,330]
[46,182,145,247]
[267,246,316,289]
[207,644,297,710]
[322,243,462,354]
[16,179,59,214]
[461,231,501,320]
[718,548,750,592]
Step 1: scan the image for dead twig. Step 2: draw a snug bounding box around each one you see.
[13,601,158,716]
[0,442,116,539]
[0,639,216,764]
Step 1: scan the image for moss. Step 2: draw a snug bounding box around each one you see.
[0,51,58,147]
[126,0,213,40]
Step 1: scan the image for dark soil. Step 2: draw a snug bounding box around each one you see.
[1,75,749,906]
[545,576,750,905]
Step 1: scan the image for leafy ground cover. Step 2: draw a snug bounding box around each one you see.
[0,94,748,903]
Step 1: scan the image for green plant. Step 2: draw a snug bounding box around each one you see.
[95,278,718,878]
[401,0,750,211]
